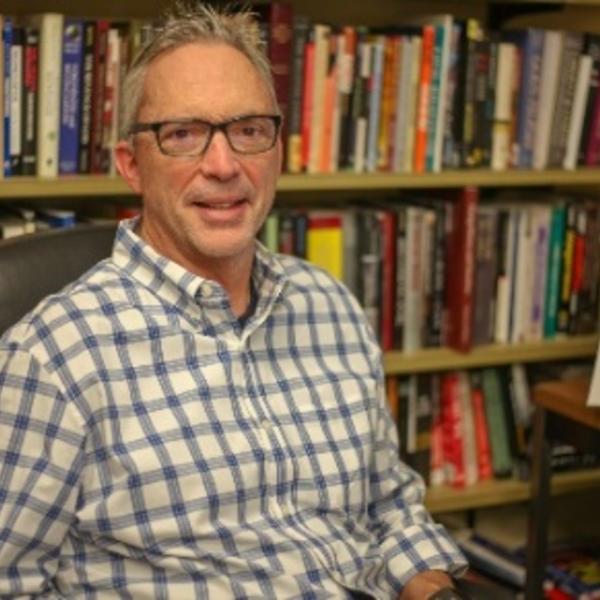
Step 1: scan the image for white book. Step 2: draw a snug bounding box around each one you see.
[510,207,534,344]
[9,32,22,166]
[527,204,552,341]
[32,13,64,178]
[532,30,563,170]
[491,42,516,171]
[563,53,593,170]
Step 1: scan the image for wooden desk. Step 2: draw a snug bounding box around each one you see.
[525,377,600,600]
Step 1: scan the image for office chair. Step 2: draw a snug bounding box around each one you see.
[0,222,117,335]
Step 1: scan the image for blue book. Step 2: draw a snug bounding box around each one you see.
[59,19,84,175]
[366,37,384,173]
[504,28,544,169]
[3,18,12,177]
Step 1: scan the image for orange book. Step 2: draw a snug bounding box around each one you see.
[413,24,435,174]
[319,34,337,172]
[385,376,399,423]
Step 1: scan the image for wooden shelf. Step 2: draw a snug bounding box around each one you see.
[425,468,600,513]
[383,334,598,375]
[3,168,600,198]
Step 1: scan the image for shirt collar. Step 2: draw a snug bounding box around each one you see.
[111,217,287,316]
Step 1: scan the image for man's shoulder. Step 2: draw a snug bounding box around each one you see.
[1,258,131,348]
[276,253,350,295]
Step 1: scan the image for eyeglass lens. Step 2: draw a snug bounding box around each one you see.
[157,116,278,155]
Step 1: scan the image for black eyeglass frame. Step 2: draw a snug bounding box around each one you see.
[128,114,282,156]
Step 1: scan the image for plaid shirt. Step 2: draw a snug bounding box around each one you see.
[0,219,465,599]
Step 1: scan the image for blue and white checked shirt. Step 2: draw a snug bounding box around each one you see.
[0,218,466,599]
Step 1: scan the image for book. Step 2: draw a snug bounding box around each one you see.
[78,20,95,173]
[548,31,584,168]
[481,367,513,478]
[504,28,544,169]
[9,26,24,174]
[59,19,84,175]
[306,211,343,280]
[444,186,478,352]
[564,54,593,170]
[533,30,563,170]
[31,12,64,178]
[21,26,39,176]
[89,19,109,174]
[286,14,310,173]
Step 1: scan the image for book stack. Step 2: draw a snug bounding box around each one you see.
[259,5,600,175]
[0,13,153,178]
[259,189,600,351]
[388,363,600,490]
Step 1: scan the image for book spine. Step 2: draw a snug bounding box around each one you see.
[366,37,384,173]
[557,203,577,333]
[59,20,84,175]
[413,25,434,173]
[21,27,38,176]
[35,13,64,178]
[267,2,293,159]
[336,26,357,171]
[471,207,498,346]
[425,24,443,172]
[89,19,109,174]
[378,209,397,351]
[78,21,95,173]
[543,203,566,338]
[3,18,11,177]
[9,27,23,175]
[548,32,584,168]
[445,186,478,352]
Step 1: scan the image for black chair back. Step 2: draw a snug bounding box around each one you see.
[0,223,117,334]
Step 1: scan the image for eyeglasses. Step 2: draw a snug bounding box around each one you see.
[129,114,282,156]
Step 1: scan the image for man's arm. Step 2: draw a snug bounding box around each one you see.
[0,345,85,595]
[367,375,468,597]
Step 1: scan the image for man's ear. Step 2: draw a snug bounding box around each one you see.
[114,139,142,195]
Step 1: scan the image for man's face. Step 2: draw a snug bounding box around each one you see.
[116,42,281,276]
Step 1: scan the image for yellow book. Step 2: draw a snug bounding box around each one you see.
[306,211,344,280]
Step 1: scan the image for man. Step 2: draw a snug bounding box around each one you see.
[0,4,468,598]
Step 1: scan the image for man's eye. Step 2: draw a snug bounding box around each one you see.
[240,126,259,137]
[164,127,194,140]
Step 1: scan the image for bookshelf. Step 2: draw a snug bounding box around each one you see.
[2,0,600,518]
[7,167,600,198]
[425,467,600,512]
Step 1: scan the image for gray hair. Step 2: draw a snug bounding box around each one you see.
[119,2,276,139]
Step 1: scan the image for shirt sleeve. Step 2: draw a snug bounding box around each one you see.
[367,374,468,596]
[0,344,86,597]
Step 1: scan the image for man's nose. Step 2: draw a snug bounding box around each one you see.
[198,131,241,180]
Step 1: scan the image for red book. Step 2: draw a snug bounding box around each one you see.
[444,186,479,352]
[263,2,293,156]
[89,19,109,174]
[377,209,397,351]
[440,372,465,488]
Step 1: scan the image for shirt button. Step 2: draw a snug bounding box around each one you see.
[202,285,213,298]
